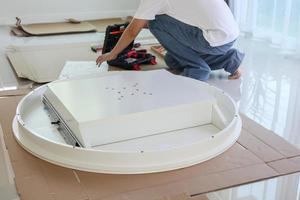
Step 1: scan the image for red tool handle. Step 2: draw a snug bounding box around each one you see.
[127,50,138,58]
[110,30,125,35]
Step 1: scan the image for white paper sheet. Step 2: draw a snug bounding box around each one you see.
[59,61,108,79]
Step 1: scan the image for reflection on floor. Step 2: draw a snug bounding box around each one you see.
[0,26,300,200]
[209,36,300,148]
[207,36,300,200]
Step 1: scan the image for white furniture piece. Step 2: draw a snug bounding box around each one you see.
[12,70,241,174]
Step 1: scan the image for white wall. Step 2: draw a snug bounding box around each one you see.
[0,0,140,25]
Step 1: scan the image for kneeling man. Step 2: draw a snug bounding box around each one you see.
[97,0,244,81]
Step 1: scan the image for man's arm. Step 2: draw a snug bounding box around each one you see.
[96,19,148,65]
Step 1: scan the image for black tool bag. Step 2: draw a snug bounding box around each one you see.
[102,23,134,55]
[102,23,156,70]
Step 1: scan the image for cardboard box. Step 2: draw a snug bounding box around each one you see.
[1,95,300,200]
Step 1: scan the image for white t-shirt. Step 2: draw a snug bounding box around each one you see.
[134,0,239,47]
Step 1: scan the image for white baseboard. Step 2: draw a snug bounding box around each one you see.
[0,10,135,25]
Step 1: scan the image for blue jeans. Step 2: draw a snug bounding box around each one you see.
[148,15,245,81]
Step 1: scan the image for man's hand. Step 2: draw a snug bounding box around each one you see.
[96,52,117,66]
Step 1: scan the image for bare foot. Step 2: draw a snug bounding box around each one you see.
[228,68,242,80]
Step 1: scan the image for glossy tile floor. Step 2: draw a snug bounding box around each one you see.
[0,26,300,200]
[207,36,300,200]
